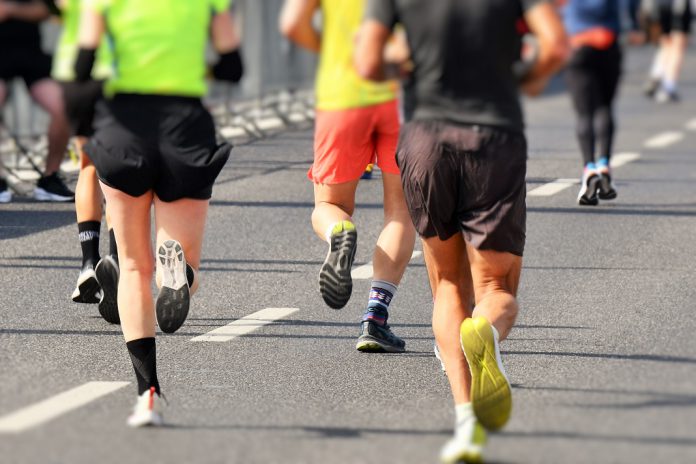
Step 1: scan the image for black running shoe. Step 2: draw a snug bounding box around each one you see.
[34,173,75,202]
[356,320,406,353]
[577,171,600,206]
[0,177,12,203]
[71,266,101,304]
[598,171,617,200]
[643,78,660,99]
[156,240,190,333]
[319,220,357,309]
[95,255,120,324]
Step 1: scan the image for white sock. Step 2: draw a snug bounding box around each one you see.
[662,79,677,93]
[455,402,475,433]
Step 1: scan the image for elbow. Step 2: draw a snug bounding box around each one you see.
[355,57,382,81]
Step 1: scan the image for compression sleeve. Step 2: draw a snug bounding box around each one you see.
[74,48,96,82]
[212,49,243,83]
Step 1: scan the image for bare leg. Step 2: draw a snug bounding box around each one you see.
[311,180,359,241]
[74,137,103,222]
[99,183,155,342]
[29,79,70,176]
[664,32,688,89]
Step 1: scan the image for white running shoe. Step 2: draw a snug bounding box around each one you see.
[440,417,486,464]
[0,189,11,203]
[127,387,164,428]
[71,267,101,304]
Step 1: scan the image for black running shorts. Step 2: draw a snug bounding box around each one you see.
[86,94,231,202]
[397,121,527,256]
[0,48,52,88]
[60,80,103,137]
[659,0,692,34]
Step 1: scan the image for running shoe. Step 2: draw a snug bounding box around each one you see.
[643,78,660,99]
[361,163,374,180]
[0,178,12,203]
[577,170,600,206]
[655,88,680,104]
[127,387,164,428]
[155,239,190,333]
[440,419,486,464]
[356,320,406,353]
[460,317,512,431]
[319,220,357,309]
[95,255,120,324]
[33,173,75,202]
[71,266,101,304]
[598,169,617,200]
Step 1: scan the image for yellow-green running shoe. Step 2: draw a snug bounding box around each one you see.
[319,220,357,309]
[440,419,486,464]
[460,317,512,431]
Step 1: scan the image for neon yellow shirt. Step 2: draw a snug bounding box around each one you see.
[51,0,112,81]
[86,0,231,97]
[316,0,397,111]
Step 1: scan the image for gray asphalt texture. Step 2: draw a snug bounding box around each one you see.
[1,47,696,464]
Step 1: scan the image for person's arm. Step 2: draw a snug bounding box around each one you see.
[279,0,320,53]
[210,9,243,82]
[74,5,105,81]
[520,1,570,96]
[0,0,51,22]
[354,19,392,81]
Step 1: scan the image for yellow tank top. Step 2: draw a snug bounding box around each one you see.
[316,0,397,111]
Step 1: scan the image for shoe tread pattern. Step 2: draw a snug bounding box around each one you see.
[319,227,357,309]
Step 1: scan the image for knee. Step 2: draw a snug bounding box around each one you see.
[576,116,593,137]
[121,254,155,280]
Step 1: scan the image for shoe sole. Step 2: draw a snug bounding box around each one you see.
[319,223,357,309]
[356,335,406,353]
[33,188,74,202]
[441,450,483,464]
[95,257,120,324]
[460,317,512,431]
[156,240,190,333]
[577,175,600,206]
[127,411,163,428]
[72,269,101,304]
[598,175,617,200]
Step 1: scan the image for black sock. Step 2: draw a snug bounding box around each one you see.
[78,221,101,269]
[126,337,160,395]
[108,228,118,261]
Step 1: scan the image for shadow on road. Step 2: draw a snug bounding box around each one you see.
[0,210,74,241]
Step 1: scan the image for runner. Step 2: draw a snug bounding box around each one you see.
[643,0,692,102]
[76,0,242,426]
[280,0,416,353]
[357,1,568,462]
[562,0,623,205]
[0,0,74,202]
[52,0,119,323]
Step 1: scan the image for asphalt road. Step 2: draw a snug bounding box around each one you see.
[1,46,696,464]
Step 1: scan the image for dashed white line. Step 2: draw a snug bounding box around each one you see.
[527,178,578,197]
[644,131,684,149]
[0,381,129,434]
[190,307,299,342]
[351,250,423,280]
[610,152,641,167]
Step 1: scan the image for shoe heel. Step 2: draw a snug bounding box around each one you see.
[156,240,190,333]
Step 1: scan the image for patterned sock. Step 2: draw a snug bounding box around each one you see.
[363,280,398,326]
[126,337,160,395]
[78,221,101,269]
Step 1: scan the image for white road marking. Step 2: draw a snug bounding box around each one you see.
[0,381,129,434]
[611,152,641,167]
[644,131,684,149]
[351,251,422,280]
[190,307,299,342]
[527,179,578,197]
[685,118,696,131]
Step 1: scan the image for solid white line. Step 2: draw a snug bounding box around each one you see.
[351,250,423,281]
[644,131,684,149]
[685,118,696,131]
[0,381,129,434]
[611,152,641,167]
[527,178,578,197]
[190,307,299,342]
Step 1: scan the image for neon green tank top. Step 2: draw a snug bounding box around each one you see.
[86,0,230,97]
[51,0,112,81]
[316,0,397,111]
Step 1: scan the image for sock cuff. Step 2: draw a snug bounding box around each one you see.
[455,402,474,424]
[370,280,398,295]
[126,337,156,350]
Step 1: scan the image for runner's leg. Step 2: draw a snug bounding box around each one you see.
[29,79,70,177]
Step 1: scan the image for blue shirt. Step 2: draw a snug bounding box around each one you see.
[564,0,621,35]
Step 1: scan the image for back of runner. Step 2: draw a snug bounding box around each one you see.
[280,0,416,353]
[357,0,568,461]
[77,0,243,426]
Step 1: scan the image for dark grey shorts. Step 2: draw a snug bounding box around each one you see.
[397,121,527,256]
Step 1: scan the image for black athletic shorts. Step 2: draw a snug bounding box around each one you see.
[0,48,52,88]
[86,94,232,202]
[658,0,692,34]
[397,121,527,256]
[60,80,104,137]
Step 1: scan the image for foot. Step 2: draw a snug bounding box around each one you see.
[361,163,374,180]
[577,170,600,206]
[156,240,190,333]
[33,173,75,202]
[318,221,357,309]
[71,266,101,304]
[460,317,512,431]
[127,387,164,428]
[440,419,486,464]
[643,78,660,99]
[655,88,680,104]
[597,169,617,200]
[356,320,406,353]
[95,255,120,324]
[0,178,12,203]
